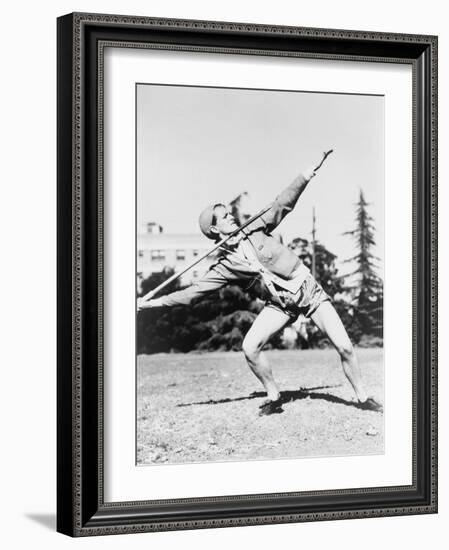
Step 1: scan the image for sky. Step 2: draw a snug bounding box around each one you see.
[137,84,384,276]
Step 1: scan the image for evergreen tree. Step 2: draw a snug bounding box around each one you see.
[139,266,181,298]
[343,190,383,340]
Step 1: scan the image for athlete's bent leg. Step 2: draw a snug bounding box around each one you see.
[242,306,291,402]
[311,301,368,403]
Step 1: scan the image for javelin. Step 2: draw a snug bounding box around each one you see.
[140,149,333,302]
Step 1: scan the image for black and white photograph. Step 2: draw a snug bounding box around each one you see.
[1,0,442,544]
[136,83,385,466]
[52,6,437,541]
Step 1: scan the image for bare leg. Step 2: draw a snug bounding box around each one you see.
[242,306,291,401]
[311,301,368,402]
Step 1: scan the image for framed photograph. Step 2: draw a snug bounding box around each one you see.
[57,12,437,536]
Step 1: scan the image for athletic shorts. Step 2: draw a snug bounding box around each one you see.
[265,274,330,322]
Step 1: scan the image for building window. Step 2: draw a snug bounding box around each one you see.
[151,250,165,261]
[176,249,186,261]
[193,250,199,257]
[138,250,144,258]
[146,222,163,234]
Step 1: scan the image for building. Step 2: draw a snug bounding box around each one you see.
[137,224,217,291]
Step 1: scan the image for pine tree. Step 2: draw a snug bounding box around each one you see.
[343,190,383,340]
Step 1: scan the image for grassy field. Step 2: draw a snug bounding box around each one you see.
[137,348,384,465]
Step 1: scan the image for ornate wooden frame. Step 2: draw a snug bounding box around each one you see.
[57,12,437,536]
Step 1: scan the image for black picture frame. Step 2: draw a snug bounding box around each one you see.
[57,12,438,536]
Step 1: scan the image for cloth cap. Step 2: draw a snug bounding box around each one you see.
[198,204,219,240]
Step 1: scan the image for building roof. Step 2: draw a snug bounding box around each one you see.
[137,232,210,249]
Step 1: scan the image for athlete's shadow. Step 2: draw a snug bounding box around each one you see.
[177,385,364,410]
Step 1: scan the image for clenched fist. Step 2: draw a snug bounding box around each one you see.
[137,297,158,311]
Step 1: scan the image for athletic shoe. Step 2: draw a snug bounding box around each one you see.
[358,397,383,413]
[259,399,284,416]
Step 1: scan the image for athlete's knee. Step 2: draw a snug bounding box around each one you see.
[335,340,354,361]
[242,337,263,363]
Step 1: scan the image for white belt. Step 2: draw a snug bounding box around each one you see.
[259,262,310,296]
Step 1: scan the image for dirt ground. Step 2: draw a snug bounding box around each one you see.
[137,348,384,465]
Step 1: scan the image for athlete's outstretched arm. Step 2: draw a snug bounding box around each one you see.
[137,267,228,310]
[259,152,331,231]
